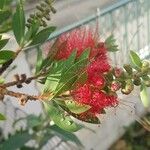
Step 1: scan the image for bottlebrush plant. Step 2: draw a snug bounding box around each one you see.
[0,0,150,136]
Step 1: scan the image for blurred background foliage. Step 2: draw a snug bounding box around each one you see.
[110,113,150,150]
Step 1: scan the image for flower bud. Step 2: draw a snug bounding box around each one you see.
[121,79,134,95]
[121,88,131,95]
[50,6,57,14]
[27,18,33,24]
[144,80,150,87]
[36,5,44,12]
[123,64,133,75]
[113,67,123,78]
[142,75,150,87]
[142,61,149,68]
[111,81,121,92]
[104,72,113,81]
[133,76,141,86]
[141,61,150,74]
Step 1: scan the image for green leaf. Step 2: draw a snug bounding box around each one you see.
[0,131,32,150]
[0,0,12,10]
[65,100,91,114]
[43,51,76,94]
[31,26,56,46]
[0,10,11,24]
[72,71,87,88]
[43,101,82,132]
[26,115,41,128]
[0,76,5,84]
[20,146,36,150]
[0,113,6,120]
[0,38,9,50]
[13,115,41,128]
[43,49,89,98]
[43,61,64,94]
[105,35,119,52]
[0,0,6,9]
[53,49,90,96]
[24,23,39,46]
[140,84,150,107]
[61,106,100,124]
[130,50,142,68]
[50,125,83,146]
[38,134,54,149]
[35,47,43,74]
[0,50,15,64]
[12,0,25,46]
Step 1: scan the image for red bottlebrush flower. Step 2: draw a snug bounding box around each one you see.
[88,58,111,74]
[54,28,97,60]
[71,84,92,104]
[44,27,119,116]
[88,74,105,89]
[72,84,118,115]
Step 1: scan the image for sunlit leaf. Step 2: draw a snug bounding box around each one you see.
[0,76,5,84]
[130,50,142,68]
[140,84,150,107]
[43,101,82,132]
[61,106,100,124]
[0,113,6,120]
[65,100,91,114]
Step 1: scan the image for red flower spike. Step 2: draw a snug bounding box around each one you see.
[88,74,105,89]
[44,27,119,116]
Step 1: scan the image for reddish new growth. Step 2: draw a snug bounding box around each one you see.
[45,27,118,115]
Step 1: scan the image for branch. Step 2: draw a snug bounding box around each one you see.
[0,87,44,105]
[0,71,47,88]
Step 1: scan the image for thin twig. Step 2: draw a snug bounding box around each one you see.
[0,71,47,88]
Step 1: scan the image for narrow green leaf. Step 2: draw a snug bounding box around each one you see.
[13,115,41,128]
[0,0,6,9]
[24,23,39,46]
[0,131,32,150]
[140,84,150,107]
[35,47,43,74]
[0,10,11,24]
[61,106,100,124]
[65,100,91,114]
[43,49,89,98]
[0,38,9,50]
[0,113,6,120]
[31,26,56,46]
[43,61,64,93]
[54,49,89,96]
[0,50,15,64]
[43,101,82,132]
[12,0,25,46]
[72,71,87,88]
[130,50,142,68]
[50,125,83,146]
